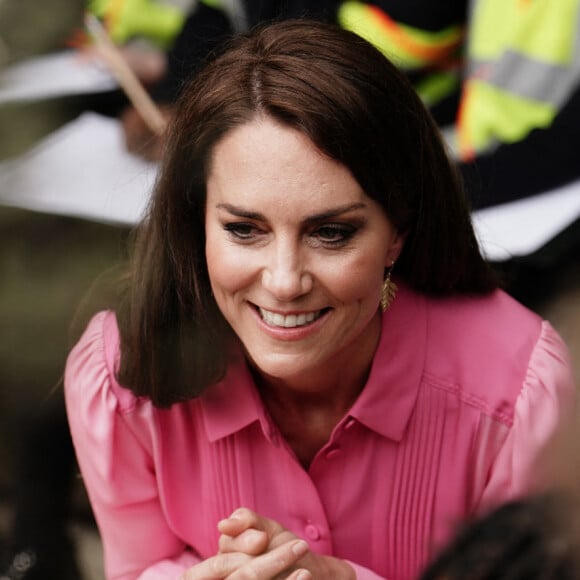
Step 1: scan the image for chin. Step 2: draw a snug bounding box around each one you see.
[246,351,318,383]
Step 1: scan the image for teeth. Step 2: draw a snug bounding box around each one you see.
[259,308,321,328]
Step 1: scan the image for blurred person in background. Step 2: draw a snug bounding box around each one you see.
[340,0,580,210]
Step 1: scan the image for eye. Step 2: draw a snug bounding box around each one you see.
[223,222,262,241]
[313,224,357,246]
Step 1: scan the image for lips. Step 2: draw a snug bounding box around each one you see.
[258,307,326,328]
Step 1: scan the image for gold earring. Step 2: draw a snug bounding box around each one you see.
[380,266,398,313]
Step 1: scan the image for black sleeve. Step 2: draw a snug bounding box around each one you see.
[151,3,233,103]
[273,0,340,20]
[460,84,580,209]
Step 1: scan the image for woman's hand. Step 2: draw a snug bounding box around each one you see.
[179,538,311,579]
[217,508,356,579]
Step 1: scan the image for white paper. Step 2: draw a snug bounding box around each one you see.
[473,184,580,261]
[0,112,578,260]
[0,112,155,224]
[0,51,118,104]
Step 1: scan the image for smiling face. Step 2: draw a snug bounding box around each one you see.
[205,116,404,389]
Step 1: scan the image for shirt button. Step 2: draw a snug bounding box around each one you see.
[304,524,321,541]
[344,418,356,430]
[325,448,342,460]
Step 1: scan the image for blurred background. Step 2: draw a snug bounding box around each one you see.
[0,1,579,579]
[0,2,122,578]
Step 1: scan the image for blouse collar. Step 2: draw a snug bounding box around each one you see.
[349,283,427,441]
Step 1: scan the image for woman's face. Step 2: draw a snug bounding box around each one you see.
[205,116,404,385]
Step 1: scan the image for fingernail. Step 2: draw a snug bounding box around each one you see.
[292,540,309,557]
[295,570,311,580]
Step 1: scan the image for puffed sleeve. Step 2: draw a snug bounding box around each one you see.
[64,311,200,579]
[477,321,578,510]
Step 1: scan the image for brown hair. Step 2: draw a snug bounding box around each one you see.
[116,19,498,407]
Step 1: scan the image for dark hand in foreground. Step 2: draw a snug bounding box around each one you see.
[120,104,173,162]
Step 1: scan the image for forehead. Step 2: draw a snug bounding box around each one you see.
[206,116,368,212]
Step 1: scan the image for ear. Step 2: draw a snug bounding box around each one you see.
[385,230,406,266]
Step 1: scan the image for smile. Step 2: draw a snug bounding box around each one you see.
[258,307,326,328]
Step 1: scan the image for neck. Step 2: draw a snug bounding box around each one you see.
[255,368,365,415]
[255,371,367,469]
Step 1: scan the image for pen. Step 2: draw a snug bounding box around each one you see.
[84,13,167,136]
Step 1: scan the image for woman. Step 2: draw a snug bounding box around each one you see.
[64,20,576,580]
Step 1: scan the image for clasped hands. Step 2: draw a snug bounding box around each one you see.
[180,508,356,580]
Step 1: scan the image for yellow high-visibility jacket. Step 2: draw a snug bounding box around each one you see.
[457,0,580,159]
[88,0,192,47]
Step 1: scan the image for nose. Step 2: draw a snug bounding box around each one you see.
[261,240,313,301]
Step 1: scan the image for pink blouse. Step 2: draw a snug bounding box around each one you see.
[64,285,576,580]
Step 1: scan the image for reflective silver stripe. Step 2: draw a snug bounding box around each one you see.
[221,0,249,33]
[160,0,199,11]
[466,0,580,108]
[467,54,576,106]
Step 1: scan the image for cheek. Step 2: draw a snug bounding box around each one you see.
[205,231,255,296]
[325,256,385,303]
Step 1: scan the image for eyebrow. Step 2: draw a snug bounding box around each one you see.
[215,202,368,222]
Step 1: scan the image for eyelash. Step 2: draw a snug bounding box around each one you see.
[223,222,358,247]
[224,222,258,240]
[313,224,357,246]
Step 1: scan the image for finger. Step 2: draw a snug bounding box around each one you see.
[218,508,262,536]
[219,508,287,540]
[180,552,252,580]
[286,569,313,580]
[226,540,309,580]
[219,528,269,555]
